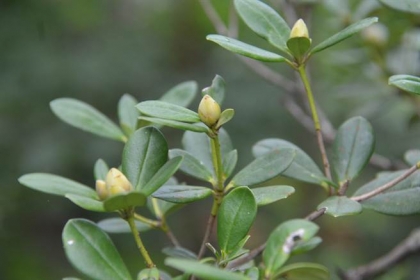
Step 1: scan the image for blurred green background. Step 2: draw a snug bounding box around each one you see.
[1,0,420,279]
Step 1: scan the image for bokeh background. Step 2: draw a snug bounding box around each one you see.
[1,0,420,279]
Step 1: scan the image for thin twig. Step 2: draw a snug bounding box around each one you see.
[338,180,350,196]
[197,212,217,259]
[305,207,327,221]
[199,0,228,35]
[228,1,239,38]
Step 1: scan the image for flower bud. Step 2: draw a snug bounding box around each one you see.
[95,180,108,200]
[105,168,132,193]
[198,95,221,127]
[290,19,309,39]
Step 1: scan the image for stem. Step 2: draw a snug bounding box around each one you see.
[297,65,333,183]
[197,198,220,259]
[126,215,155,268]
[133,213,161,228]
[151,198,181,247]
[210,136,224,190]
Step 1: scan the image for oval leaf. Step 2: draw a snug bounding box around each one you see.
[231,148,295,186]
[160,81,198,108]
[50,98,126,142]
[251,185,295,206]
[218,186,257,253]
[97,218,151,234]
[404,149,420,166]
[63,219,132,280]
[137,268,160,280]
[94,159,109,181]
[317,196,362,217]
[389,75,420,95]
[216,109,235,129]
[136,101,200,123]
[202,75,225,105]
[380,0,420,14]
[162,247,198,260]
[139,117,210,134]
[223,149,238,179]
[332,117,375,184]
[152,185,213,203]
[275,262,329,280]
[103,192,147,212]
[118,94,139,136]
[287,37,311,59]
[169,149,214,183]
[65,194,105,212]
[207,35,286,62]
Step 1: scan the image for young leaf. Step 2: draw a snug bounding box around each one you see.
[206,35,286,62]
[231,148,295,186]
[234,0,291,53]
[292,237,322,255]
[310,17,378,54]
[202,75,225,105]
[94,158,109,181]
[97,218,151,234]
[103,192,147,212]
[169,149,214,183]
[152,185,213,203]
[223,149,238,179]
[251,185,295,206]
[50,98,126,142]
[404,149,420,166]
[18,173,97,199]
[287,37,311,59]
[65,194,105,212]
[162,247,198,260]
[160,81,198,108]
[332,117,375,184]
[165,258,248,280]
[139,117,210,134]
[317,196,362,217]
[263,219,319,278]
[245,267,260,280]
[274,262,329,280]
[136,101,200,123]
[147,197,183,218]
[380,0,420,14]
[118,94,138,136]
[137,268,160,280]
[63,219,132,280]
[122,127,168,191]
[218,186,257,254]
[389,75,420,95]
[215,109,235,129]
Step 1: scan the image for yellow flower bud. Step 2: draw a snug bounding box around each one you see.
[105,168,132,193]
[290,19,309,39]
[198,95,221,127]
[95,180,108,200]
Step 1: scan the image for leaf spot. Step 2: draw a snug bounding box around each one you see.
[282,229,304,253]
[67,239,74,245]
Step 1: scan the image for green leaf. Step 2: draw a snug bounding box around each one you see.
[169,149,214,182]
[141,156,184,196]
[147,197,183,218]
[165,258,248,280]
[152,185,213,203]
[252,139,332,187]
[65,194,105,212]
[118,94,139,137]
[97,218,151,234]
[404,149,420,166]
[292,237,322,255]
[245,267,259,280]
[63,219,132,280]
[162,247,198,260]
[206,35,286,62]
[263,219,319,277]
[216,109,235,129]
[94,159,109,181]
[18,173,97,198]
[223,150,238,179]
[332,117,375,184]
[136,101,200,123]
[218,186,257,254]
[103,192,147,211]
[122,127,168,191]
[202,75,225,105]
[50,98,126,142]
[251,185,295,206]
[380,0,420,14]
[389,75,420,95]
[160,81,198,108]
[231,148,295,186]
[275,262,329,280]
[287,37,311,59]
[137,268,159,280]
[310,17,378,54]
[353,170,420,215]
[317,196,362,217]
[139,117,210,133]
[234,0,291,53]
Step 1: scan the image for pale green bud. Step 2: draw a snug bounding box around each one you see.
[95,180,108,200]
[198,95,221,127]
[290,19,309,39]
[105,168,132,194]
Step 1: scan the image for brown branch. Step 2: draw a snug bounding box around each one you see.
[197,212,217,259]
[340,228,420,280]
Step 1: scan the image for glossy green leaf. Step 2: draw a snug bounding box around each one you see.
[404,149,420,166]
[234,0,291,53]
[292,237,322,255]
[139,117,210,133]
[136,101,200,123]
[118,94,139,136]
[207,35,286,62]
[165,258,248,280]
[18,173,97,198]
[97,218,151,234]
[223,149,238,179]
[389,75,420,95]
[252,139,332,187]
[160,81,198,108]
[103,192,147,211]
[169,149,214,182]
[216,109,235,129]
[310,17,378,54]
[380,0,420,14]
[332,117,375,184]
[275,262,329,280]
[218,186,257,253]
[287,37,311,59]
[63,219,132,280]
[141,156,183,196]
[317,196,362,217]
[50,98,126,142]
[354,170,420,215]
[152,185,213,203]
[122,127,168,191]
[202,75,225,105]
[94,158,109,181]
[251,185,295,206]
[231,148,295,186]
[162,247,198,260]
[263,219,319,277]
[65,194,105,212]
[137,268,159,280]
